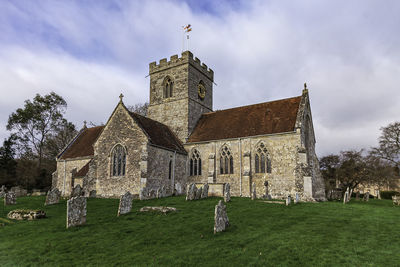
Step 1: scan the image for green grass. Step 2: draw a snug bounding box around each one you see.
[1,196,400,266]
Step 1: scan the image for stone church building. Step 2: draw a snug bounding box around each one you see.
[53,51,325,201]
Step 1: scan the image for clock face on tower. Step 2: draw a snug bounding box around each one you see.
[198,83,206,100]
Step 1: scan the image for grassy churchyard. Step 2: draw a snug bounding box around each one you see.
[1,196,400,266]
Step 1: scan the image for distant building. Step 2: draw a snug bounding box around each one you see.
[52,51,325,201]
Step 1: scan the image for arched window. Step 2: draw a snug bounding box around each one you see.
[255,142,271,173]
[163,77,173,98]
[220,145,233,174]
[189,149,202,176]
[111,144,126,176]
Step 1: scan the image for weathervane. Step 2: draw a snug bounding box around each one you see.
[182,24,192,52]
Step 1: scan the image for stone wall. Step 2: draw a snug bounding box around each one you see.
[93,103,148,198]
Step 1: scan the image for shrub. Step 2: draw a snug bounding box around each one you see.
[380,191,400,199]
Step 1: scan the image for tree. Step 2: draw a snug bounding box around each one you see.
[127,102,149,116]
[0,135,17,187]
[7,92,67,169]
[372,122,400,173]
[44,119,77,160]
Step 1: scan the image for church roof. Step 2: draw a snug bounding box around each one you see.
[75,161,91,177]
[188,95,302,143]
[129,111,186,154]
[58,126,104,160]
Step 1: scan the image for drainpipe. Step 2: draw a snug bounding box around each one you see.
[239,138,242,196]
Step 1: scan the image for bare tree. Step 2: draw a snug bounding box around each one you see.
[372,122,400,173]
[127,102,149,117]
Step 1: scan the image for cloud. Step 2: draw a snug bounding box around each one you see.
[1,0,400,157]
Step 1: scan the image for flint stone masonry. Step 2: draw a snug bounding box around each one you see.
[4,192,16,205]
[118,192,133,216]
[214,200,229,234]
[7,209,46,220]
[45,188,61,206]
[224,183,231,202]
[140,206,177,214]
[71,184,83,197]
[67,196,87,228]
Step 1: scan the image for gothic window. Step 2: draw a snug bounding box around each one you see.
[163,77,173,98]
[111,144,126,176]
[189,149,202,176]
[255,142,271,174]
[220,145,233,174]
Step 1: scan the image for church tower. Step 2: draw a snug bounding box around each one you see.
[147,51,214,143]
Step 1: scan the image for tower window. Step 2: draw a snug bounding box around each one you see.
[163,77,173,98]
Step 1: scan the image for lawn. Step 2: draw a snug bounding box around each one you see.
[1,196,399,266]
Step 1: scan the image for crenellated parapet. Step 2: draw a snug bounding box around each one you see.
[149,51,214,81]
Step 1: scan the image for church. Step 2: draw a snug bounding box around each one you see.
[52,51,326,201]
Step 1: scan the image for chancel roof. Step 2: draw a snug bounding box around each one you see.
[188,96,302,143]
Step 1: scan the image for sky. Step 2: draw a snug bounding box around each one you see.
[0,0,399,157]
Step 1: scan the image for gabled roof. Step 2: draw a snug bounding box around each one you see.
[128,111,186,154]
[58,126,104,160]
[188,96,302,143]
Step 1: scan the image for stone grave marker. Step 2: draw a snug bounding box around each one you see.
[186,183,197,201]
[356,191,360,200]
[196,187,203,200]
[45,188,61,205]
[89,190,97,198]
[214,200,229,234]
[175,183,182,195]
[0,185,6,198]
[343,191,348,204]
[224,183,231,202]
[364,192,370,202]
[251,182,256,200]
[71,184,83,197]
[4,192,16,205]
[140,187,149,200]
[377,190,381,200]
[66,196,87,228]
[201,183,209,198]
[286,195,291,206]
[295,192,299,204]
[118,192,133,216]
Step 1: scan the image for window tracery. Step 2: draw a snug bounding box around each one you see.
[189,149,202,176]
[255,142,271,173]
[111,144,126,176]
[220,145,233,174]
[163,77,173,98]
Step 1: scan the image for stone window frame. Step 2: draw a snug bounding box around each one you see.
[163,76,174,98]
[189,148,202,176]
[109,144,127,177]
[168,160,172,180]
[219,144,234,175]
[254,141,271,174]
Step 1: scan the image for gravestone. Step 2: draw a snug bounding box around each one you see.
[186,183,197,201]
[71,184,83,197]
[117,192,133,216]
[149,189,156,199]
[10,186,27,197]
[196,187,203,200]
[295,192,299,204]
[4,192,16,205]
[66,196,87,228]
[286,195,291,206]
[161,186,167,198]
[224,183,231,202]
[343,191,348,204]
[175,183,182,195]
[0,185,6,198]
[7,209,46,220]
[89,190,97,198]
[214,200,230,234]
[364,192,370,202]
[251,182,256,200]
[356,191,360,200]
[45,188,61,205]
[140,187,149,200]
[201,183,209,198]
[377,190,381,200]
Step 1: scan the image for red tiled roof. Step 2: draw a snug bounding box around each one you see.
[75,161,90,177]
[129,112,186,154]
[188,96,302,143]
[58,126,104,160]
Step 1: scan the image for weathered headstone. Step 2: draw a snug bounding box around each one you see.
[175,183,182,195]
[201,183,209,198]
[295,192,299,204]
[0,185,6,198]
[214,200,230,234]
[4,192,16,205]
[186,183,197,201]
[356,191,360,200]
[89,190,97,198]
[251,182,256,200]
[343,191,348,204]
[66,196,87,228]
[118,192,133,216]
[10,186,27,197]
[364,191,370,202]
[140,187,149,200]
[377,190,381,200]
[286,195,291,206]
[224,183,231,202]
[45,188,61,205]
[196,187,203,200]
[71,184,83,197]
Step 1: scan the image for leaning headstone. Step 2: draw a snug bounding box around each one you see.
[71,184,83,197]
[66,196,87,228]
[89,190,97,198]
[224,183,231,202]
[356,191,360,200]
[286,195,291,206]
[195,187,203,200]
[343,191,348,204]
[45,188,61,205]
[4,192,16,205]
[251,182,256,200]
[201,183,209,198]
[214,200,230,234]
[295,192,299,204]
[117,192,133,216]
